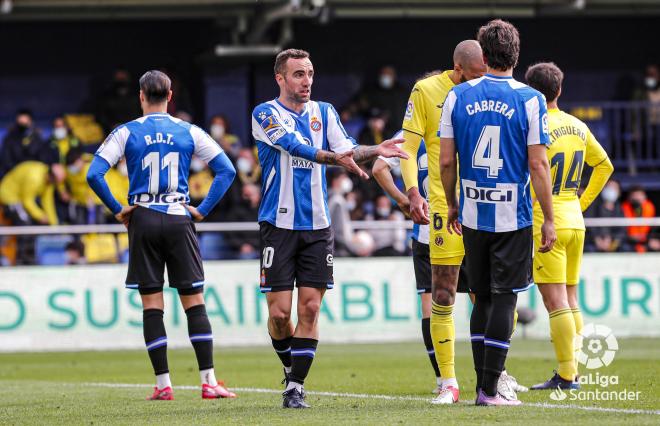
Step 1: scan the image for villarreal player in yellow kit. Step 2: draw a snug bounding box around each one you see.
[400,40,486,404]
[525,63,613,390]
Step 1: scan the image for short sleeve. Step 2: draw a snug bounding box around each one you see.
[326,104,357,154]
[438,90,457,138]
[191,125,223,163]
[96,126,129,166]
[525,93,550,146]
[378,155,400,169]
[402,84,427,136]
[585,129,608,166]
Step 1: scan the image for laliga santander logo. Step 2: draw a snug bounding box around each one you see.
[575,323,619,370]
[549,387,567,401]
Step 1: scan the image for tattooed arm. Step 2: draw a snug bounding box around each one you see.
[352,137,408,164]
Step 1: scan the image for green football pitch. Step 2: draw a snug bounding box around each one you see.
[1,339,658,425]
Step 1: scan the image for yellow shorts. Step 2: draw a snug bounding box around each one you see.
[533,229,585,285]
[429,210,464,266]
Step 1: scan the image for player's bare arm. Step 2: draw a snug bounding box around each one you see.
[528,144,557,252]
[352,137,408,163]
[439,137,461,236]
[372,159,410,216]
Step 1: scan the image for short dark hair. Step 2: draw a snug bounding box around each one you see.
[477,19,520,71]
[525,62,564,102]
[139,70,171,103]
[274,49,310,75]
[16,108,33,118]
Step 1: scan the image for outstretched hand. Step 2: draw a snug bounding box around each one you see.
[377,138,409,160]
[336,150,369,180]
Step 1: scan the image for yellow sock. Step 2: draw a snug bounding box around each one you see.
[549,308,577,381]
[511,309,518,338]
[431,302,455,379]
[572,308,583,373]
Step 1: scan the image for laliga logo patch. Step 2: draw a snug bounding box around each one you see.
[434,236,444,246]
[310,116,322,132]
[404,101,414,121]
[542,112,549,135]
[575,323,618,369]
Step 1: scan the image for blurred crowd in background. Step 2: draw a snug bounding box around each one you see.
[0,65,659,266]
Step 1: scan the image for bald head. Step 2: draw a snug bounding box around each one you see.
[452,40,486,83]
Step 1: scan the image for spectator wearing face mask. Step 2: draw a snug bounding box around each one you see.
[188,155,214,203]
[0,109,55,180]
[584,179,630,252]
[235,148,261,185]
[209,114,241,159]
[358,108,387,146]
[96,68,142,133]
[622,186,656,252]
[355,65,410,137]
[368,195,406,256]
[328,170,358,256]
[49,117,81,164]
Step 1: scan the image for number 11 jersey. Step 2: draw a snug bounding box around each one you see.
[95,112,222,215]
[439,74,550,233]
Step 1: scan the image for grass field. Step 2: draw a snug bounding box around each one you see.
[0,339,658,425]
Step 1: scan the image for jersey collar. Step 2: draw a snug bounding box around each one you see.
[275,99,308,116]
[484,74,513,80]
[144,112,169,117]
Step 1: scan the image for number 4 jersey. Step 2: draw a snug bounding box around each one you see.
[439,74,550,233]
[95,113,222,215]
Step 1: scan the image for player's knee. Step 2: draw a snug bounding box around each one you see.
[297,298,321,325]
[269,309,291,330]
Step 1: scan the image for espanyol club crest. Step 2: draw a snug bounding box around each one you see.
[310,116,322,132]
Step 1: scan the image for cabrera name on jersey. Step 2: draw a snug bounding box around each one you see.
[252,99,356,230]
[95,113,222,215]
[379,130,429,244]
[439,75,550,232]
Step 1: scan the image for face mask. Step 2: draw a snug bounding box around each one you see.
[236,157,253,174]
[16,123,29,132]
[117,162,128,176]
[645,77,658,90]
[377,207,391,218]
[346,200,356,211]
[601,187,619,203]
[53,127,68,140]
[379,75,394,89]
[339,177,353,194]
[67,164,81,175]
[210,124,225,139]
[190,157,206,173]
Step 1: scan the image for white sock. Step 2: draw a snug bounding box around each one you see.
[284,366,292,374]
[156,373,171,389]
[285,381,303,392]
[442,378,459,389]
[200,368,218,386]
[436,377,443,387]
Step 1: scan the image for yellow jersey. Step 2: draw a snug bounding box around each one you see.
[401,70,455,213]
[533,108,611,231]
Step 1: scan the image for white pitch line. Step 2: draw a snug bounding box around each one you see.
[80,382,660,416]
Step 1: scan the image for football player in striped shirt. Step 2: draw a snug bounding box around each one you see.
[439,20,557,406]
[525,62,613,390]
[252,49,407,409]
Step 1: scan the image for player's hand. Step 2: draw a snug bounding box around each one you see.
[184,204,205,222]
[446,202,462,236]
[407,188,429,225]
[397,198,411,217]
[115,205,137,228]
[539,220,557,253]
[336,150,369,180]
[376,138,409,160]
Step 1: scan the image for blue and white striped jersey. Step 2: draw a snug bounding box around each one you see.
[439,75,549,232]
[379,130,429,244]
[96,113,222,215]
[252,99,357,230]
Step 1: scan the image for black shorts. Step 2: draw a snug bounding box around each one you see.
[412,239,469,294]
[259,221,334,293]
[412,239,431,294]
[462,226,533,295]
[125,207,204,294]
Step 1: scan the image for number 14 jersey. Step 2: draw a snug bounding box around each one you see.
[439,74,550,233]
